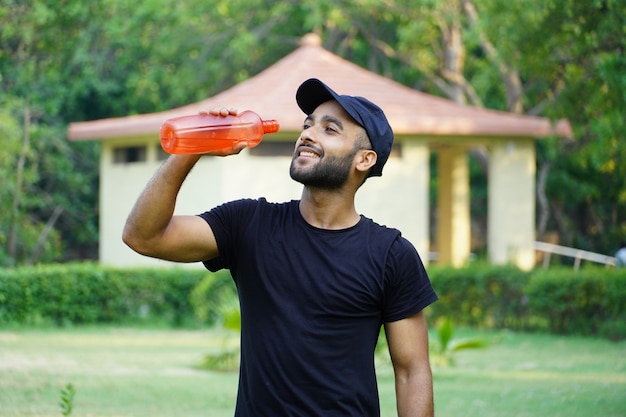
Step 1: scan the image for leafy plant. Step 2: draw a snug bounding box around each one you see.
[429,317,490,367]
[59,383,76,416]
[197,296,241,372]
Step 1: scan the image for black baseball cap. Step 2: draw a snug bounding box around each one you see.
[296,78,394,177]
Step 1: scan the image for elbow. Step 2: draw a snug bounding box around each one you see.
[122,225,139,252]
[393,359,433,385]
[121,226,135,249]
[122,223,151,256]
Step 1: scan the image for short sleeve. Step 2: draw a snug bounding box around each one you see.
[197,198,261,271]
[381,237,438,323]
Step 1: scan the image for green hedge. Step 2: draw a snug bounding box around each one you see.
[1,262,624,339]
[426,263,531,329]
[427,263,626,340]
[525,267,626,340]
[0,263,216,327]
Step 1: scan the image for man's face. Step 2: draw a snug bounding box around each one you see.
[289,100,366,189]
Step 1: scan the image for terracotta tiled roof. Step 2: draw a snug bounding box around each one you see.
[68,33,571,141]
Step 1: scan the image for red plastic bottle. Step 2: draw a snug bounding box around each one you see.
[160,110,280,154]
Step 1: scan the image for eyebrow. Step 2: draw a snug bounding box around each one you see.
[304,114,344,131]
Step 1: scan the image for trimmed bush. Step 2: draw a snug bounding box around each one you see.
[525,266,626,337]
[1,262,624,340]
[0,263,208,326]
[427,263,626,339]
[427,263,531,329]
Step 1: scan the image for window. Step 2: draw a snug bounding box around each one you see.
[156,145,169,161]
[113,146,147,163]
[248,141,295,157]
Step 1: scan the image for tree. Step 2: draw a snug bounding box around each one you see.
[1,0,623,264]
[1,1,102,265]
[344,0,626,254]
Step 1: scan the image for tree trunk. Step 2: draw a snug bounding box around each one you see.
[29,205,65,265]
[440,15,466,104]
[438,3,489,173]
[461,0,524,113]
[8,106,30,264]
[536,161,552,235]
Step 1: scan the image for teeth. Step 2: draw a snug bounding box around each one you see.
[300,151,319,158]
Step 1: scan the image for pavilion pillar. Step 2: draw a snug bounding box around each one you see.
[436,147,471,266]
[488,139,536,270]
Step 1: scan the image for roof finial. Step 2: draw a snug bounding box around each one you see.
[300,33,322,47]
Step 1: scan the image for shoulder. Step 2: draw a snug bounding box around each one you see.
[198,199,300,234]
[360,215,401,236]
[359,218,426,273]
[359,216,404,249]
[203,198,296,216]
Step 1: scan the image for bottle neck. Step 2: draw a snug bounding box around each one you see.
[262,120,280,134]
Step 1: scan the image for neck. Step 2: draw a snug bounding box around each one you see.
[298,187,360,230]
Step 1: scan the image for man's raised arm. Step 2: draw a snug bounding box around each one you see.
[122,108,244,263]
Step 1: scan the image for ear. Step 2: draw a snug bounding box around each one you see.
[355,149,377,174]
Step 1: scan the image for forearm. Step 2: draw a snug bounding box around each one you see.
[122,154,201,252]
[395,365,434,417]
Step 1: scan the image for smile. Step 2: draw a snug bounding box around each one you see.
[299,151,320,158]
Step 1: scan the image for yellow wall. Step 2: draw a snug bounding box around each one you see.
[487,140,536,270]
[99,137,431,267]
[436,147,471,267]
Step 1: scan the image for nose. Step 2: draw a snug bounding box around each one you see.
[299,125,318,144]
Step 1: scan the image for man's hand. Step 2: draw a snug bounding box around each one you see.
[209,107,238,117]
[199,107,247,156]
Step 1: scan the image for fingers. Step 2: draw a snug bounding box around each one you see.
[206,107,238,117]
[208,141,248,157]
[232,142,247,153]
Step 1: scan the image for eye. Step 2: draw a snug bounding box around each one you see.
[303,122,311,130]
[325,125,338,133]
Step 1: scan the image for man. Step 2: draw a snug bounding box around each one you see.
[123,78,438,416]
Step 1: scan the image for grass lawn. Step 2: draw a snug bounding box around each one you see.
[0,327,624,417]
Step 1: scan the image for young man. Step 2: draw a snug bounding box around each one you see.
[123,78,438,416]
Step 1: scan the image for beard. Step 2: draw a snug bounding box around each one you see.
[289,146,360,189]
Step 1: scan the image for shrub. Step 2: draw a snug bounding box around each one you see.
[525,266,626,336]
[0,263,207,327]
[1,262,624,340]
[427,263,531,329]
[190,269,238,326]
[427,263,626,340]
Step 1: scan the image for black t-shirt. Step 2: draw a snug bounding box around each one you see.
[199,198,437,417]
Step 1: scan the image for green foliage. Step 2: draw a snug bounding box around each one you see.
[375,316,491,368]
[427,263,531,329]
[0,260,623,345]
[59,383,76,416]
[2,263,625,341]
[429,317,490,366]
[0,95,99,267]
[1,0,625,265]
[190,270,238,327]
[525,266,626,337]
[191,271,241,372]
[198,349,240,373]
[426,263,626,340]
[0,263,208,327]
